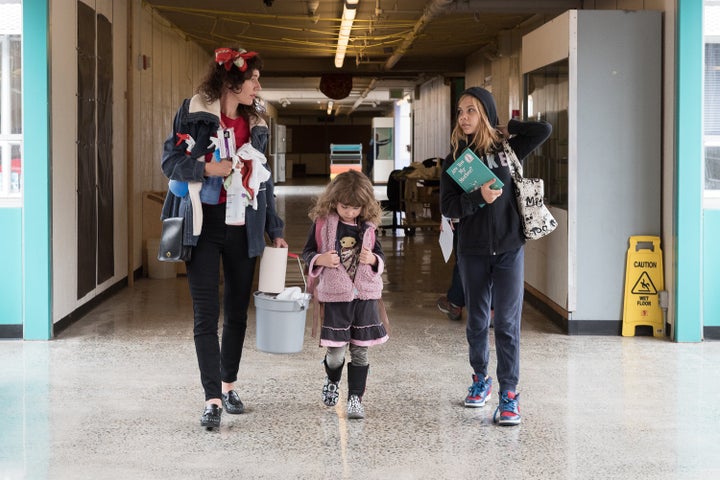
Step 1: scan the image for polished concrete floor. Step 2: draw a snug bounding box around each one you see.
[2,178,720,480]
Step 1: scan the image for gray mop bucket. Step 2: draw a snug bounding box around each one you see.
[254,254,311,353]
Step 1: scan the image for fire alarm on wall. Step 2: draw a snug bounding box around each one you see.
[137,54,151,70]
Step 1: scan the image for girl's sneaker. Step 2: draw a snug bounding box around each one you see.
[464,374,492,407]
[493,391,521,426]
[347,394,365,419]
[322,377,340,406]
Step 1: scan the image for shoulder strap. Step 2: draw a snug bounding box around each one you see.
[503,140,523,180]
[310,216,327,339]
[315,216,326,248]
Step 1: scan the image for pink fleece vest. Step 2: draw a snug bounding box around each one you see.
[310,214,384,302]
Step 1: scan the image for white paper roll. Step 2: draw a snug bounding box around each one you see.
[258,246,288,294]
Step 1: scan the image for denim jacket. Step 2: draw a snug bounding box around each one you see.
[160,94,284,258]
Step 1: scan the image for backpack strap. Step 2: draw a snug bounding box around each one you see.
[377,298,390,335]
[310,217,326,339]
[364,224,390,333]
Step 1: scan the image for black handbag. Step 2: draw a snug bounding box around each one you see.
[157,217,192,262]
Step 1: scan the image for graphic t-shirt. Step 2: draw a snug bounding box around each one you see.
[337,221,361,280]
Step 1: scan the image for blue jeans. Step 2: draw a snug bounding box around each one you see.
[447,261,465,307]
[458,247,524,393]
[186,203,256,401]
[446,229,464,307]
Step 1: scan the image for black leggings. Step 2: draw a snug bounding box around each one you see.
[186,203,257,401]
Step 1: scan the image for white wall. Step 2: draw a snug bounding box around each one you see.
[412,76,451,161]
[50,0,210,323]
[461,1,676,326]
[51,0,128,322]
[131,3,208,276]
[584,0,676,329]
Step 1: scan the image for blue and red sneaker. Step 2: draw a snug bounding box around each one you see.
[464,374,492,407]
[493,391,521,426]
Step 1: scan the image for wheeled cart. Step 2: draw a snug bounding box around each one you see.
[400,177,440,235]
[378,163,441,236]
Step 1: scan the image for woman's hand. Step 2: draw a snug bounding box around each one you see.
[359,247,377,266]
[273,237,288,248]
[497,125,509,138]
[480,179,503,204]
[204,159,233,177]
[318,250,340,268]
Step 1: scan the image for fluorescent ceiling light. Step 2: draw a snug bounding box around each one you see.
[334,0,359,68]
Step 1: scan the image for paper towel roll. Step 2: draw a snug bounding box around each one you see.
[258,246,288,294]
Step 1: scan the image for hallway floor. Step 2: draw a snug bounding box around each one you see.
[2,178,720,480]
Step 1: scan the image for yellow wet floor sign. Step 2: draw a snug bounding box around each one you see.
[622,236,664,337]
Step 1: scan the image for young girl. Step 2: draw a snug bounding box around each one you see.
[440,87,551,426]
[302,170,388,419]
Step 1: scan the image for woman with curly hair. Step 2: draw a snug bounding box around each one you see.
[160,47,287,430]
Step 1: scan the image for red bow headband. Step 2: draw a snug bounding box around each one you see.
[214,48,258,72]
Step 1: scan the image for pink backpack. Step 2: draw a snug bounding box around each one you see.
[305,216,325,297]
[307,217,325,338]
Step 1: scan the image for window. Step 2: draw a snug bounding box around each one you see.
[705,1,720,200]
[523,60,569,209]
[0,1,22,206]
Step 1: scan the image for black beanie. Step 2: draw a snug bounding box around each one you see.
[460,87,498,127]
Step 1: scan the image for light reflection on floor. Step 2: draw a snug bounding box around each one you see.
[1,177,719,479]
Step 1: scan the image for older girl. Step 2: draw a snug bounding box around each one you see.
[440,87,551,426]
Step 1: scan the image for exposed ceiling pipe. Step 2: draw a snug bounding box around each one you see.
[349,78,378,114]
[385,0,454,70]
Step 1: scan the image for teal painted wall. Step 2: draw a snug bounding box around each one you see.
[703,210,720,327]
[0,209,22,325]
[22,0,52,339]
[675,1,704,342]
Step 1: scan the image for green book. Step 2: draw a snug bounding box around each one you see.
[447,148,504,192]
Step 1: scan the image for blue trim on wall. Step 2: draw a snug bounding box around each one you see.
[704,211,720,328]
[22,0,52,340]
[0,209,22,325]
[675,2,704,342]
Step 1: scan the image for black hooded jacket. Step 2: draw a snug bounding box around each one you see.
[440,87,552,256]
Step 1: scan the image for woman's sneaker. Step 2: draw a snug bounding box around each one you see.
[493,391,521,426]
[322,377,340,406]
[347,394,365,419]
[464,374,492,407]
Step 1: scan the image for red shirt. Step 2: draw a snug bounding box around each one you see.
[204,114,251,203]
